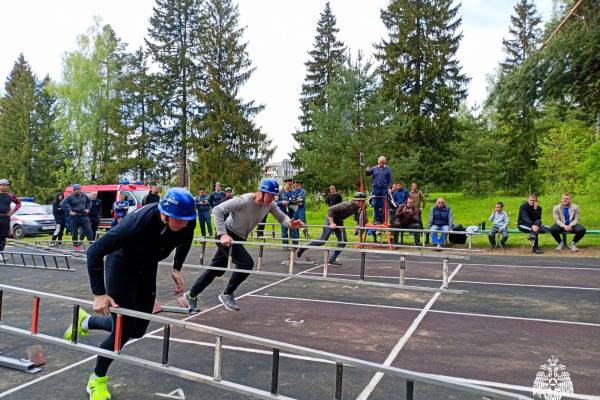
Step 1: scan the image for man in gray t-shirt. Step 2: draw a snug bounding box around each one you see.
[186,179,304,312]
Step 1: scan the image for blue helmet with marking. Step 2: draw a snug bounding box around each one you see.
[258,179,280,195]
[158,188,197,220]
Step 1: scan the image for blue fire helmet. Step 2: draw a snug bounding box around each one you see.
[158,188,197,220]
[258,179,280,195]
[72,184,81,190]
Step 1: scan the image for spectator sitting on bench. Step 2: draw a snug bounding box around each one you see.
[488,201,509,250]
[392,196,421,245]
[550,193,586,252]
[428,198,453,250]
[517,193,547,254]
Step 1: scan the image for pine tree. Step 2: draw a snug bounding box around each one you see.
[193,0,273,191]
[146,0,204,186]
[375,0,469,186]
[0,54,37,195]
[500,0,542,73]
[298,2,346,130]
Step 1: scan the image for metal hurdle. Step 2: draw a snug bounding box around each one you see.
[0,284,532,400]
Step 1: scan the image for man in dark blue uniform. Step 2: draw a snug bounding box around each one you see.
[63,188,196,400]
[277,178,298,250]
[195,187,212,237]
[60,184,93,249]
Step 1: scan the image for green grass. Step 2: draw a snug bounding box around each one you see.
[265,193,600,249]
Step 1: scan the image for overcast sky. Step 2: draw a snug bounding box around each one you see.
[0,0,553,161]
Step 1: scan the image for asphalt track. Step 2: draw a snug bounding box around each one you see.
[0,242,599,399]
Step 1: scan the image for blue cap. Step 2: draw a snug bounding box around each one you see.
[72,184,81,190]
[158,188,197,220]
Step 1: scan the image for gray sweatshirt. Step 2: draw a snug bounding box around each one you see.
[213,193,291,239]
[60,193,92,213]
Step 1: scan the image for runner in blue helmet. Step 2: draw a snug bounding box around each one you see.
[185,179,304,312]
[64,187,196,400]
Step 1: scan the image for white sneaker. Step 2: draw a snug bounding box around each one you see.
[555,242,564,251]
[568,242,578,252]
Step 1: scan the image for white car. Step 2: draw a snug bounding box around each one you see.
[10,202,56,239]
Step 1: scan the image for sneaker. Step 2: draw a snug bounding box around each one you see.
[218,293,240,311]
[74,245,81,251]
[87,374,111,400]
[555,242,564,251]
[328,259,342,266]
[185,291,199,313]
[63,308,90,341]
[435,244,443,251]
[569,242,579,252]
[532,246,543,254]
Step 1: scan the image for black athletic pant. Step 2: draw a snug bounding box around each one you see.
[52,219,66,242]
[80,217,99,241]
[71,215,93,245]
[0,216,10,252]
[518,220,546,248]
[190,231,253,297]
[92,256,157,377]
[549,224,586,244]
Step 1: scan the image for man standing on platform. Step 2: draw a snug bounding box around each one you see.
[63,188,196,400]
[366,156,392,223]
[185,179,304,312]
[0,179,21,259]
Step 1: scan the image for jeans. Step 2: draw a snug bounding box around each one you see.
[430,224,449,245]
[70,215,93,244]
[198,210,213,237]
[92,257,157,376]
[488,226,508,246]
[190,231,254,297]
[371,186,388,223]
[549,224,586,244]
[281,222,299,246]
[294,207,308,238]
[80,217,99,241]
[297,219,347,261]
[392,222,421,245]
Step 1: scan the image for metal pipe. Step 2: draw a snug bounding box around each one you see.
[20,253,26,267]
[53,256,59,269]
[271,348,280,395]
[288,249,294,274]
[71,305,80,343]
[213,335,222,381]
[359,252,366,281]
[114,314,123,352]
[400,256,406,286]
[42,255,48,268]
[0,290,3,322]
[65,256,71,270]
[323,250,329,278]
[200,241,206,265]
[257,242,264,271]
[442,258,449,288]
[31,296,40,334]
[31,254,36,267]
[162,325,170,366]
[407,379,414,400]
[227,246,233,270]
[335,363,343,400]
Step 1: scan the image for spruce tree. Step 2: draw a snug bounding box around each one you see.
[375,0,468,186]
[0,54,37,195]
[146,0,204,186]
[193,0,273,191]
[298,2,346,130]
[500,0,542,73]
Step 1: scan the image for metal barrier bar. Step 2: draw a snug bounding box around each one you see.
[42,255,48,268]
[227,246,233,270]
[31,296,40,334]
[0,290,3,322]
[0,284,534,400]
[258,222,477,236]
[53,255,59,269]
[200,241,207,265]
[271,348,280,395]
[114,314,123,352]
[162,325,170,366]
[213,335,222,381]
[334,363,343,400]
[442,259,449,289]
[400,256,406,286]
[257,242,264,271]
[71,305,80,343]
[407,379,414,400]
[288,250,294,274]
[20,253,26,267]
[323,250,329,278]
[359,253,366,281]
[31,254,37,267]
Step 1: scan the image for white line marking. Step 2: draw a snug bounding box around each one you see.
[0,264,323,398]
[145,335,335,364]
[248,294,600,327]
[301,271,600,291]
[355,263,463,400]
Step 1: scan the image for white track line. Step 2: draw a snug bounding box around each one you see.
[249,294,600,328]
[301,271,600,291]
[355,263,463,400]
[145,335,335,364]
[0,264,322,398]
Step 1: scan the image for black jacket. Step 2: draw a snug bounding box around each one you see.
[60,193,91,214]
[518,202,542,227]
[52,195,65,222]
[87,203,196,295]
[143,192,160,205]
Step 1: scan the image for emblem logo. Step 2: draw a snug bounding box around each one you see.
[532,355,574,400]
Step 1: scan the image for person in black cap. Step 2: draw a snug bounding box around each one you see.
[0,179,21,257]
[297,192,366,265]
[60,184,93,250]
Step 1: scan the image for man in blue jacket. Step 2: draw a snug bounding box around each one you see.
[60,184,93,249]
[277,178,298,249]
[293,180,308,238]
[63,188,196,400]
[428,198,454,250]
[195,187,212,237]
[366,156,392,223]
